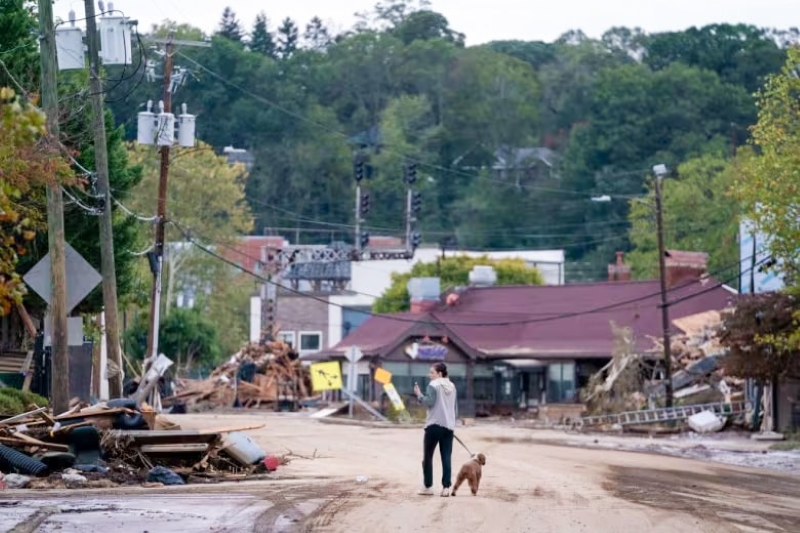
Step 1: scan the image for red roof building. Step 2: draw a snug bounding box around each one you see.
[312,251,737,414]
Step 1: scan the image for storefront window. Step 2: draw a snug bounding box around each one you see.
[546,361,576,403]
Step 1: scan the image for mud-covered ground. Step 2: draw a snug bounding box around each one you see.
[1,412,798,532]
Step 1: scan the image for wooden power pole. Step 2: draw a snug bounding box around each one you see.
[84,0,123,398]
[144,34,174,363]
[653,166,674,409]
[37,0,70,413]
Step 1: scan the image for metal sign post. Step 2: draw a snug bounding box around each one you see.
[346,346,363,417]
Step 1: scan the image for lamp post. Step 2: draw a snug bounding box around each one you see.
[590,163,674,408]
[652,164,674,408]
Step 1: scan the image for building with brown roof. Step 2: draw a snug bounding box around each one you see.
[310,252,737,415]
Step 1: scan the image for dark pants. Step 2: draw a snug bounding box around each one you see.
[422,424,454,488]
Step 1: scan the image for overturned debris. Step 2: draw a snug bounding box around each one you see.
[0,399,277,489]
[163,341,315,411]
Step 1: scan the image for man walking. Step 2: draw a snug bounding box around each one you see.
[414,362,458,497]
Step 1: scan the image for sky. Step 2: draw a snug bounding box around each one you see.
[54,0,800,45]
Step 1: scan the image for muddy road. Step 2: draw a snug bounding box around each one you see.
[1,413,798,532]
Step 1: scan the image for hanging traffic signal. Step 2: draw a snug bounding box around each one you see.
[411,191,422,215]
[411,231,421,249]
[354,159,365,182]
[360,191,371,215]
[360,231,370,248]
[404,162,417,185]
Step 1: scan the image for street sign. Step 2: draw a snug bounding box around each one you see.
[23,242,102,313]
[383,382,405,411]
[310,361,343,392]
[374,367,392,385]
[346,345,363,363]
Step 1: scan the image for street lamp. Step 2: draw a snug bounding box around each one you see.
[590,164,674,408]
[652,163,674,409]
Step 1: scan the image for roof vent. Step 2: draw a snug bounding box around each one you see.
[469,266,497,287]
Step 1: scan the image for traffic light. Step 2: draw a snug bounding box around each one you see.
[360,191,370,216]
[404,163,417,185]
[411,191,422,215]
[360,231,370,248]
[411,231,421,249]
[354,159,365,182]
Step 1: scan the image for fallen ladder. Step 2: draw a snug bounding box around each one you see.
[574,400,749,430]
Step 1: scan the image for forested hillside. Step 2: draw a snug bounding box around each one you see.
[97,2,797,280]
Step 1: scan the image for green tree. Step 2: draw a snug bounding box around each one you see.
[736,46,800,280]
[277,17,299,59]
[373,255,544,313]
[303,16,332,51]
[0,88,73,315]
[368,94,442,230]
[124,307,222,374]
[125,141,254,314]
[0,0,39,90]
[217,7,244,43]
[719,292,800,382]
[250,12,276,57]
[625,153,739,281]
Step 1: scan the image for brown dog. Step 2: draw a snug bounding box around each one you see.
[450,453,486,496]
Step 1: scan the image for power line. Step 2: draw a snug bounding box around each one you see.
[169,218,765,328]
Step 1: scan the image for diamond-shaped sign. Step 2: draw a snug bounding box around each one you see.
[23,242,102,313]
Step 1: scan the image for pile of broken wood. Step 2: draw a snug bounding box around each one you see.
[645,310,745,403]
[584,311,744,416]
[0,400,277,488]
[163,341,316,411]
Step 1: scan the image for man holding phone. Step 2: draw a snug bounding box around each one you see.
[414,362,458,497]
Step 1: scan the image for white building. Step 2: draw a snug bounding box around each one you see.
[326,247,565,349]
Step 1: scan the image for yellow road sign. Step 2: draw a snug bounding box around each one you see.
[374,367,392,385]
[310,361,343,392]
[383,382,405,411]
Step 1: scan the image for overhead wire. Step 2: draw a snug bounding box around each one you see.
[168,218,766,327]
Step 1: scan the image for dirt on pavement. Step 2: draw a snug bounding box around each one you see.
[2,412,799,533]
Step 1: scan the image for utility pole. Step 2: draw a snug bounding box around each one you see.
[653,164,673,408]
[84,0,123,398]
[144,33,174,363]
[38,0,70,413]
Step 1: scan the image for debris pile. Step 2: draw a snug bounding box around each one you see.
[584,312,744,418]
[163,341,315,411]
[0,397,280,490]
[644,310,745,404]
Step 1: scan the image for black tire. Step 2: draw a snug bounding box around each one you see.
[0,444,48,477]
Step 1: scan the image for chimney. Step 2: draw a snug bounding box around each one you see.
[607,251,632,281]
[468,266,497,287]
[664,250,708,288]
[407,277,441,314]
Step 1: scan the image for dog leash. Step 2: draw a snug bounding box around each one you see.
[453,433,474,456]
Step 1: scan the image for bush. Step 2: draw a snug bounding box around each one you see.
[0,387,49,415]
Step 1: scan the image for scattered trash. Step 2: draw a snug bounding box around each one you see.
[688,411,725,434]
[263,455,281,472]
[61,470,87,488]
[4,473,31,489]
[0,397,272,489]
[355,475,368,484]
[146,466,184,486]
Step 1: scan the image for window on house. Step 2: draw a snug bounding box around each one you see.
[546,361,576,403]
[277,331,295,348]
[299,331,322,352]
